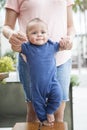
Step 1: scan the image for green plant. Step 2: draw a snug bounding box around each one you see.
[70,74,79,87]
[73,0,87,12]
[0,56,15,72]
[4,50,17,64]
[0,0,6,10]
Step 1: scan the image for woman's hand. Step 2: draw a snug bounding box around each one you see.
[59,36,72,50]
[9,31,28,62]
[9,31,28,51]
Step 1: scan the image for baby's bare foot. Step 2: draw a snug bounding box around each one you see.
[47,114,55,125]
[42,120,53,126]
[35,118,40,123]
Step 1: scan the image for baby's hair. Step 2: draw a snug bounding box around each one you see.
[26,18,47,34]
[28,18,45,24]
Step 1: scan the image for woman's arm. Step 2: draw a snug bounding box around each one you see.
[59,5,75,50]
[3,8,17,38]
[67,5,75,41]
[2,8,27,52]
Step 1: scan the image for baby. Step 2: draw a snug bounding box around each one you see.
[16,18,69,126]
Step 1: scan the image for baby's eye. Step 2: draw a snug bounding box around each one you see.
[32,32,37,34]
[41,31,46,34]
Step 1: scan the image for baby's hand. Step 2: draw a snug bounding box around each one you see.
[59,36,72,50]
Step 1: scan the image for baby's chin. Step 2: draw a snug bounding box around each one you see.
[36,42,45,45]
[34,41,46,46]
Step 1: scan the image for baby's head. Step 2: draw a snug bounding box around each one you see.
[26,18,48,45]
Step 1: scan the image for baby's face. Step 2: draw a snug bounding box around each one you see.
[27,22,48,45]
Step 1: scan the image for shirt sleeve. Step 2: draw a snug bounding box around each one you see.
[5,0,20,13]
[67,0,74,6]
[21,43,29,56]
[54,42,60,53]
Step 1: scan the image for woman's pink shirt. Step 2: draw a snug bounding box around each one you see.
[5,0,74,66]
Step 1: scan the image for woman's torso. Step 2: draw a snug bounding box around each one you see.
[5,0,73,66]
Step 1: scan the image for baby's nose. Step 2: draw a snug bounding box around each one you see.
[38,33,42,36]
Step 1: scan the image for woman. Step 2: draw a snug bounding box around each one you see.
[3,0,75,123]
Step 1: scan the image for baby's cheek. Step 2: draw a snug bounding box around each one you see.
[30,37,36,43]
